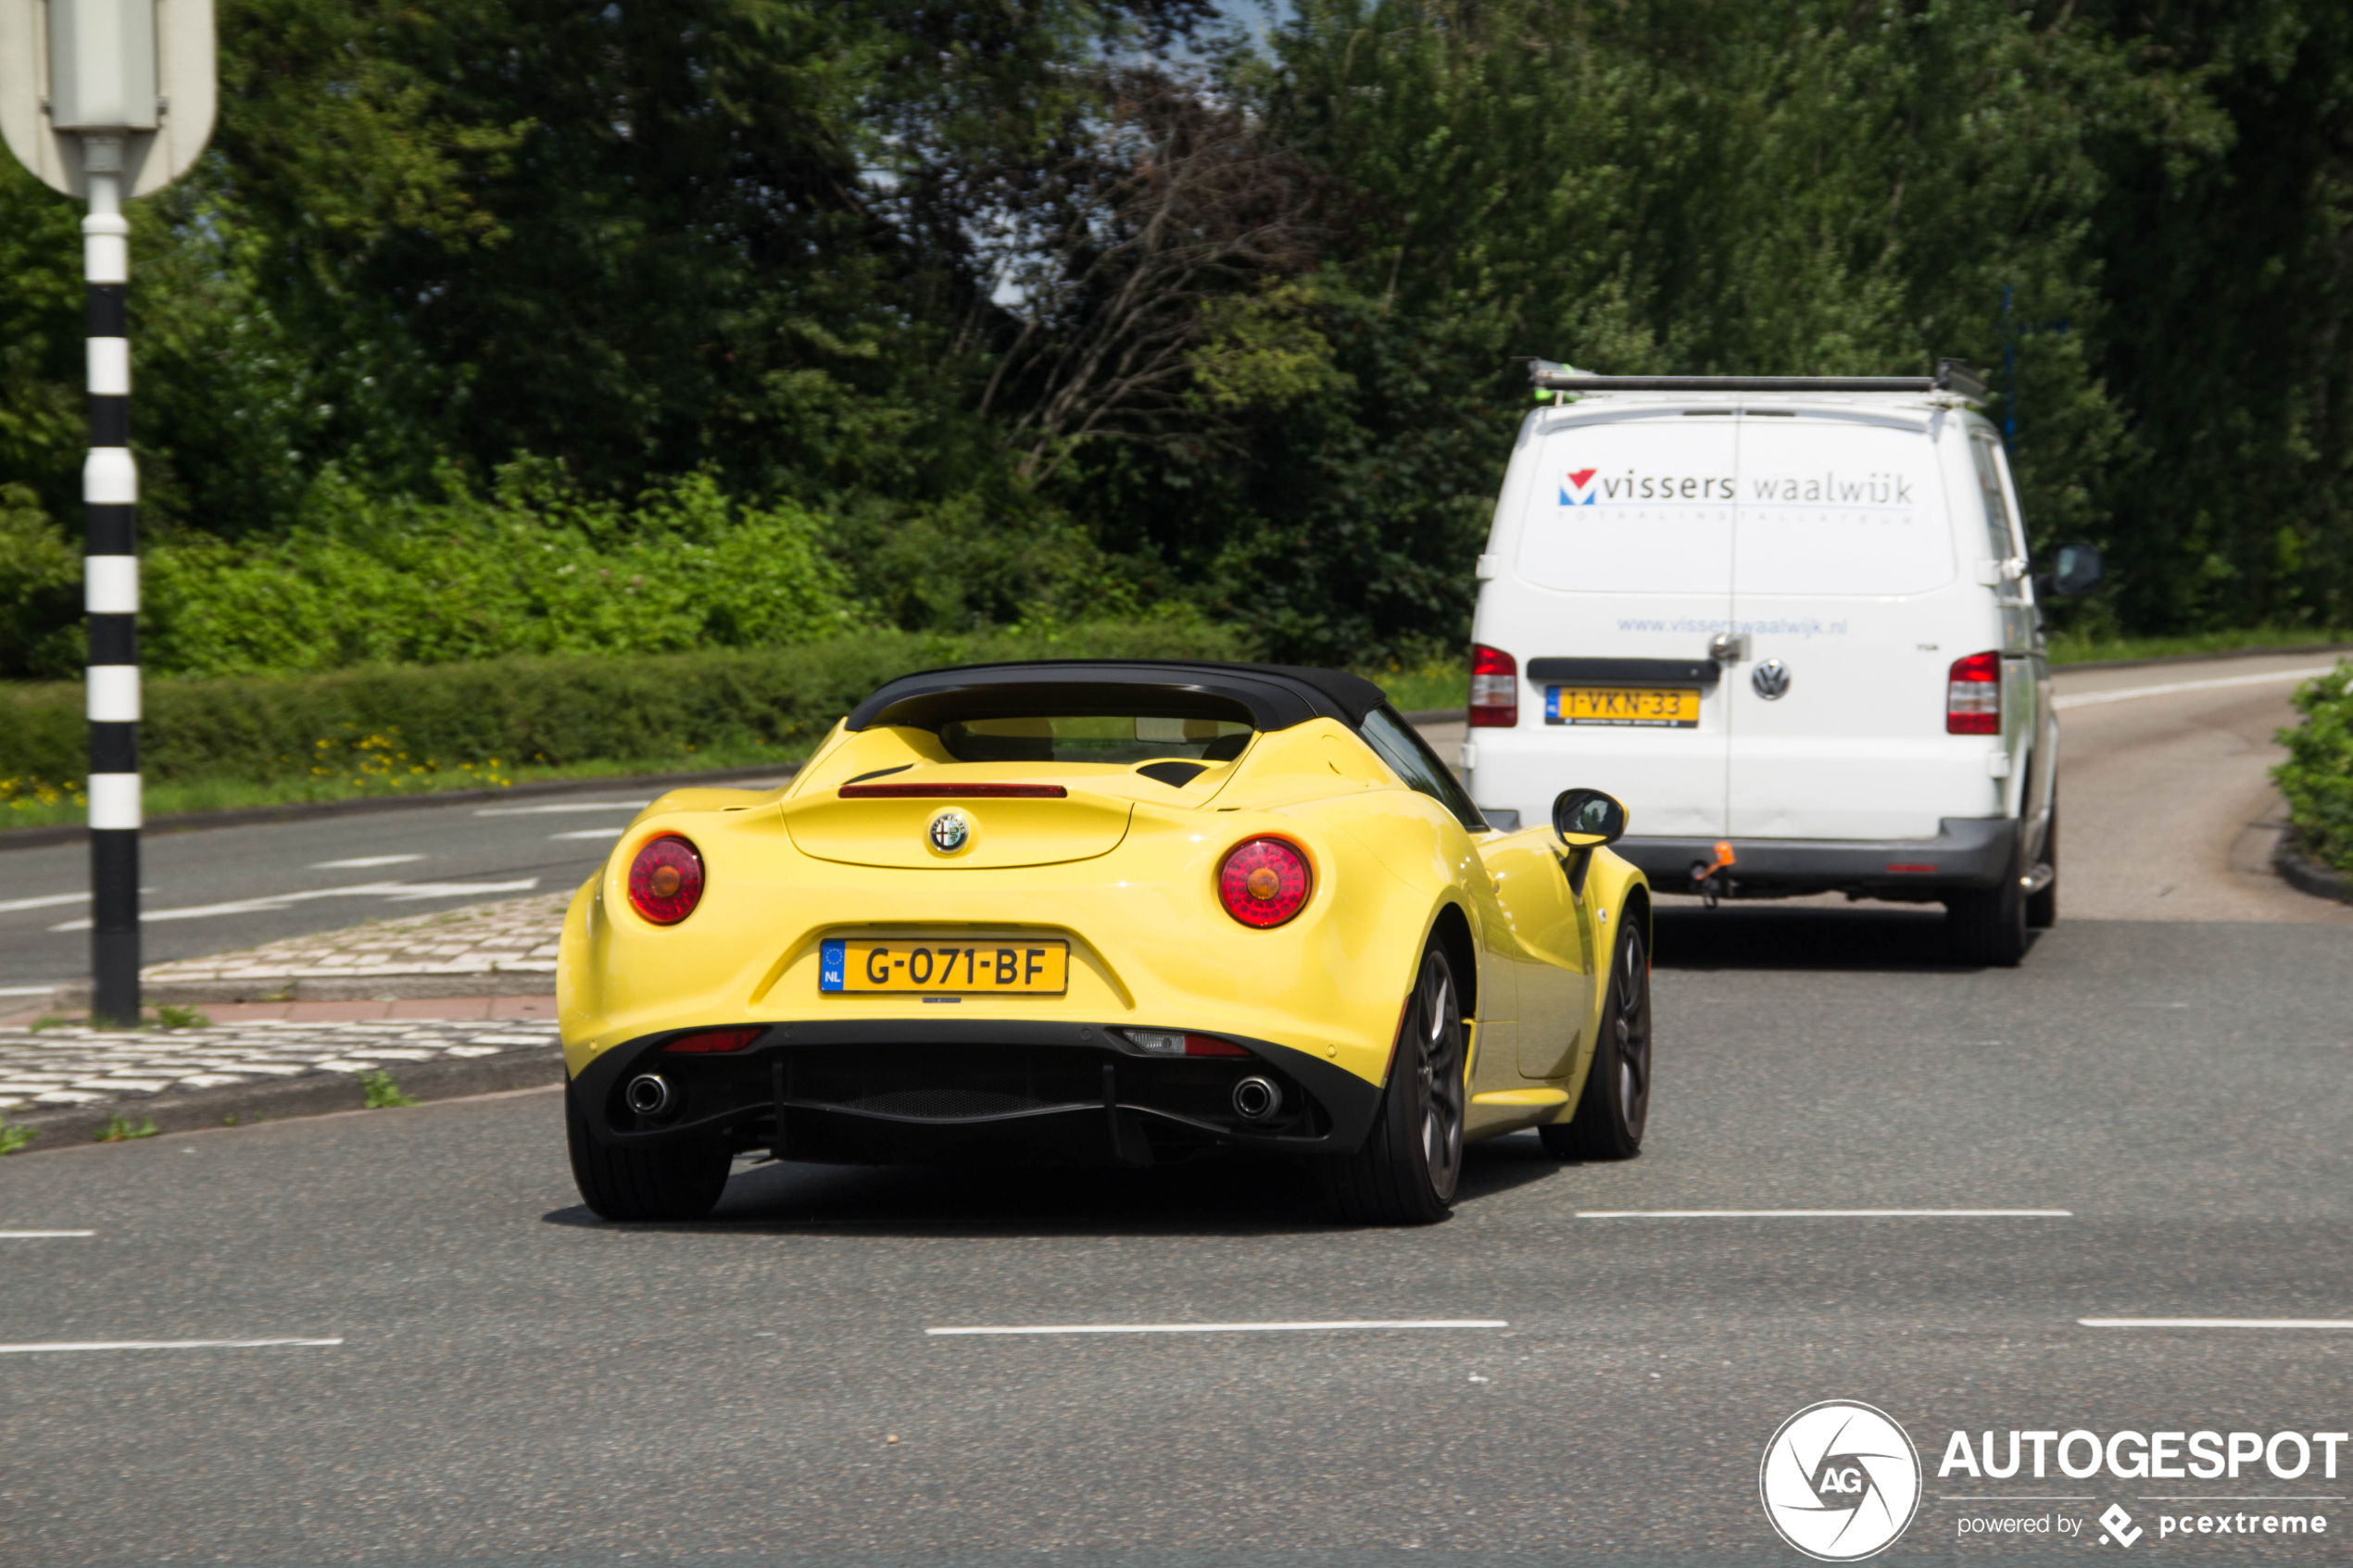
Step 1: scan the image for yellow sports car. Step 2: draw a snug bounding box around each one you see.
[558,660,1652,1224]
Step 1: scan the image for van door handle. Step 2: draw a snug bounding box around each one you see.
[1708,632,1749,663]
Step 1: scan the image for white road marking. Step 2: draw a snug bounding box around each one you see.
[0,892,94,914]
[549,827,625,841]
[0,985,64,997]
[309,854,424,870]
[0,1231,94,1238]
[2053,666,2338,709]
[0,1337,343,1354]
[926,1320,1508,1336]
[474,800,649,817]
[49,878,539,931]
[2078,1317,2353,1330]
[1578,1209,2071,1218]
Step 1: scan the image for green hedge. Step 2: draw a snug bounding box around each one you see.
[0,621,1245,796]
[2275,661,2353,875]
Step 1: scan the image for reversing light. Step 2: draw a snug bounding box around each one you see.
[661,1027,761,1054]
[1470,644,1518,727]
[1946,650,2001,734]
[1126,1030,1252,1058]
[1217,837,1311,928]
[627,834,705,924]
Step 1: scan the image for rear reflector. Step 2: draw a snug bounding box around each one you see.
[838,783,1068,799]
[1884,863,1938,874]
[662,1027,762,1054]
[1946,649,2001,734]
[1126,1030,1252,1058]
[1470,644,1518,728]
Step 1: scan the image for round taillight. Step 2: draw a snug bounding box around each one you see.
[627,834,704,925]
[1217,837,1311,928]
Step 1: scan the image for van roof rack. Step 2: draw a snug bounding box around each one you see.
[1527,358,1986,403]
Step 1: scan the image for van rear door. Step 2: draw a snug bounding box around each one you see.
[1723,410,1965,840]
[1507,410,1737,839]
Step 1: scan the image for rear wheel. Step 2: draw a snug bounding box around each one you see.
[2026,798,2058,929]
[1317,943,1466,1225]
[1945,831,2030,966]
[565,1083,733,1222]
[1541,921,1651,1160]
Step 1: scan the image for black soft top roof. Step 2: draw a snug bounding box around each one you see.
[845,660,1392,734]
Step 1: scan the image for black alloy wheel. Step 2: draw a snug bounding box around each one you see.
[1317,942,1467,1224]
[565,1083,734,1222]
[1543,920,1651,1160]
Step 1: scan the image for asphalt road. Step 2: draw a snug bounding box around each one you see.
[2,916,2347,1564]
[3,654,2351,1565]
[0,782,789,995]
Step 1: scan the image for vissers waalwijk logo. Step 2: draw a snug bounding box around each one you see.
[1559,467,1599,505]
[1760,1400,1923,1561]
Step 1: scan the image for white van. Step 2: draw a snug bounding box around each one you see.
[1460,362,2102,965]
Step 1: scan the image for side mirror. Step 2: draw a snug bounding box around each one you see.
[1553,787,1629,847]
[2043,540,2104,598]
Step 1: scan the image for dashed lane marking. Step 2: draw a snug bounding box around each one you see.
[310,855,424,869]
[1578,1209,2071,1218]
[926,1320,1508,1336]
[0,1231,95,1238]
[0,1338,343,1354]
[549,827,626,840]
[2078,1318,2353,1330]
[474,801,650,817]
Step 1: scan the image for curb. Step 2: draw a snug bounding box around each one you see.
[0,760,803,854]
[2273,830,2353,906]
[46,970,559,1009]
[2,1042,565,1152]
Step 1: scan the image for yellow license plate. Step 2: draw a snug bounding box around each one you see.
[1547,686,1701,728]
[819,937,1069,994]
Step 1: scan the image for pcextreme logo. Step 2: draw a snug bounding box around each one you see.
[1760,1400,1923,1561]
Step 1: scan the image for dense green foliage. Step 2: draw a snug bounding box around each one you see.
[0,621,1243,808]
[3,0,2352,678]
[2274,661,2353,874]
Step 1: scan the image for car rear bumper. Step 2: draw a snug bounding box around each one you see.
[1616,816,2018,899]
[569,1019,1386,1165]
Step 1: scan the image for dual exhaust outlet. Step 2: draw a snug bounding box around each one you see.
[626,1069,1282,1124]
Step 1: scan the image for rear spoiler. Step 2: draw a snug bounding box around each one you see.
[1527,358,1986,403]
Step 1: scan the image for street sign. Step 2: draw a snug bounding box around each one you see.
[0,0,215,198]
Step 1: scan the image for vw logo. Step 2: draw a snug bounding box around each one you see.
[1758,1400,1921,1561]
[1753,658,1792,700]
[926,809,973,854]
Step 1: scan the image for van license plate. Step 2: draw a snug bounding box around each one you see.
[820,938,1069,994]
[1547,686,1701,728]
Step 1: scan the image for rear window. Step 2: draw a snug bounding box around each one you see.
[1515,411,1954,597]
[939,715,1252,765]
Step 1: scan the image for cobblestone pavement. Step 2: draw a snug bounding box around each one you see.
[0,1018,562,1114]
[137,891,569,988]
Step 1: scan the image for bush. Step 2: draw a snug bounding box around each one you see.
[140,465,859,677]
[2274,660,2353,875]
[0,620,1247,798]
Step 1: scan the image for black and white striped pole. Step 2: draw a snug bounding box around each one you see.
[82,138,140,1027]
[1,0,215,1028]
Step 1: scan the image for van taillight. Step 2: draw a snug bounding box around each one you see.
[1470,645,1518,728]
[1946,651,2001,734]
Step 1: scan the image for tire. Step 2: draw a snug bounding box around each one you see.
[2026,798,2057,930]
[1316,942,1467,1225]
[1540,919,1651,1160]
[1944,830,2029,967]
[565,1082,733,1222]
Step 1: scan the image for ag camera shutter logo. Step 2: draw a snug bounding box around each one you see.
[1760,1400,1922,1561]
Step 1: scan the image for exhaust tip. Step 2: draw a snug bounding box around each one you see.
[1231,1075,1282,1123]
[623,1073,673,1117]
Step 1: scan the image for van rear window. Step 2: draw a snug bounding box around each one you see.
[1517,414,1953,597]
